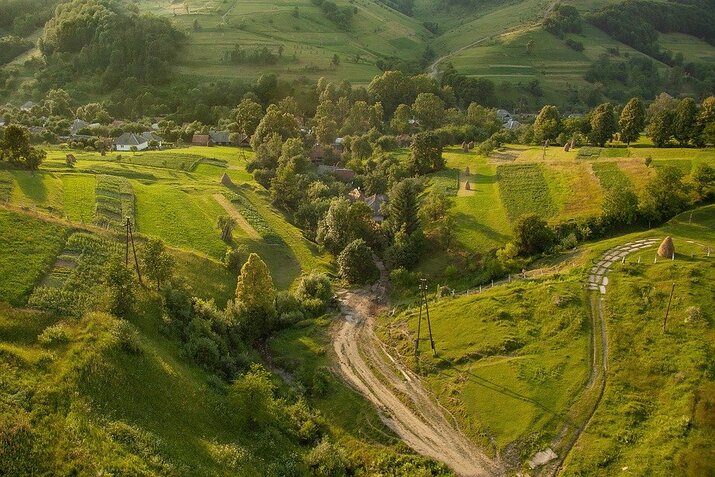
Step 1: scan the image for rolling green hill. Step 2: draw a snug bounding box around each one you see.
[379,204,715,475]
[2,0,713,106]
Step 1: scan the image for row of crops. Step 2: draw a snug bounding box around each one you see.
[29,232,121,316]
[95,175,135,229]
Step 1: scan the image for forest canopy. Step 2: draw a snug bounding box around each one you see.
[38,0,185,90]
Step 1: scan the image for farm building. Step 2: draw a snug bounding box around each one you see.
[0,116,5,126]
[317,164,356,182]
[192,134,213,146]
[113,132,149,151]
[20,101,35,112]
[140,131,164,148]
[347,188,387,222]
[496,109,512,123]
[209,131,231,145]
[237,134,251,148]
[504,119,521,130]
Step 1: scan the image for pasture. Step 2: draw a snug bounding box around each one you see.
[138,0,428,84]
[0,210,67,305]
[381,272,591,454]
[563,205,715,475]
[423,143,715,266]
[381,203,715,472]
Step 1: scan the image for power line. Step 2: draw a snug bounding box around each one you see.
[414,278,436,357]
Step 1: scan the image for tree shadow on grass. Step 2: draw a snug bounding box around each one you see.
[12,170,47,203]
[460,368,576,426]
[453,211,511,245]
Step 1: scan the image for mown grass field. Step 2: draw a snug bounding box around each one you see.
[0,210,67,305]
[425,143,715,264]
[2,145,330,291]
[380,272,591,456]
[137,0,428,84]
[562,205,715,476]
[380,204,715,472]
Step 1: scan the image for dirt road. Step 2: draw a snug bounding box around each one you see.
[333,265,503,476]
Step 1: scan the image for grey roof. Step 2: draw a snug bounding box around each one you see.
[0,116,5,125]
[364,194,388,215]
[113,132,146,146]
[140,131,163,143]
[504,119,521,130]
[209,130,230,143]
[20,101,35,111]
[69,119,89,135]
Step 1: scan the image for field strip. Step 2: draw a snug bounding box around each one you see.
[213,193,261,239]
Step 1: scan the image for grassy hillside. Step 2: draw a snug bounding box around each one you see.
[3,145,331,289]
[137,0,430,84]
[1,0,713,106]
[414,140,714,277]
[379,204,715,473]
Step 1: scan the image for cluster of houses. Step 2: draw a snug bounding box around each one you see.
[112,130,250,151]
[496,109,521,130]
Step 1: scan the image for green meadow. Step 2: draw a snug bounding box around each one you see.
[423,143,715,265]
[380,204,715,474]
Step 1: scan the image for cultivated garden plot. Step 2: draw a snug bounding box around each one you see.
[94,175,135,230]
[497,163,557,220]
[29,232,121,316]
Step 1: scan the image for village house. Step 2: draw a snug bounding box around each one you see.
[209,131,231,146]
[192,134,213,146]
[113,132,149,151]
[237,133,251,148]
[20,101,35,112]
[347,188,387,222]
[317,164,356,182]
[69,119,89,136]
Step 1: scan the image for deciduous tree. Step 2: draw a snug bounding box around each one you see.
[619,97,645,145]
[589,102,617,147]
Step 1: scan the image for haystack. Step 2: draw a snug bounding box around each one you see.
[465,181,471,191]
[220,173,234,187]
[563,142,571,152]
[465,166,470,176]
[657,236,675,258]
[461,141,468,152]
[467,141,474,150]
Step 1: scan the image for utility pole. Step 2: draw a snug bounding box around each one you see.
[125,217,144,287]
[663,282,675,333]
[414,278,436,356]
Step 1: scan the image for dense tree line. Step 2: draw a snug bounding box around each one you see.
[587,0,715,57]
[37,0,185,91]
[0,0,58,36]
[311,0,354,30]
[543,5,582,38]
[226,44,278,65]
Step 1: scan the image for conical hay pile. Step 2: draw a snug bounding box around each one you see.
[657,236,675,258]
[220,173,234,187]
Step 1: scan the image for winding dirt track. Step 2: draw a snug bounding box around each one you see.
[333,266,503,476]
